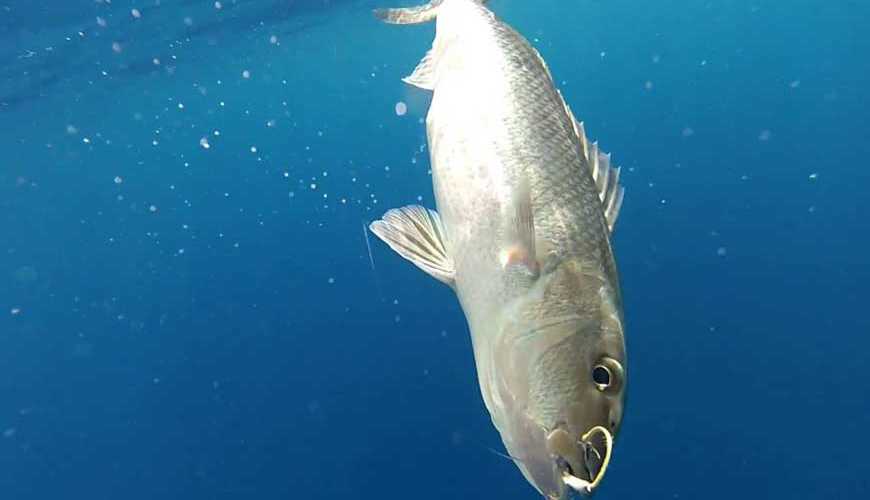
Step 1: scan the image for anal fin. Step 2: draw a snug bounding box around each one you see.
[370,205,454,286]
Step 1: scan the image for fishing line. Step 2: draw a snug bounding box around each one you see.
[362,220,385,303]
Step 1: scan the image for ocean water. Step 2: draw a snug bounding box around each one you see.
[1,0,868,499]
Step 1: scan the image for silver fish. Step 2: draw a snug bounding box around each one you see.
[370,1,627,498]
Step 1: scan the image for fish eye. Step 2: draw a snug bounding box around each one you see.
[592,357,624,393]
[592,365,611,388]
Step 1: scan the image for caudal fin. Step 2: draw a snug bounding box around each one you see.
[373,0,443,24]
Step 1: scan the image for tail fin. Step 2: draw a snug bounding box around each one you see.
[373,0,443,24]
[373,0,490,24]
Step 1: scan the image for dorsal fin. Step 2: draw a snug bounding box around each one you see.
[557,89,625,233]
[531,39,625,232]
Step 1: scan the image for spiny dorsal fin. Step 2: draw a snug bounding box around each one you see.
[369,205,455,286]
[557,90,625,233]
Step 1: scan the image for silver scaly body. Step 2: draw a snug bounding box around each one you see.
[370,1,628,498]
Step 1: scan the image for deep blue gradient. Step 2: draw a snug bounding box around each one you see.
[1,1,868,499]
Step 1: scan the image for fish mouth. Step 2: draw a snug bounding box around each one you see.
[560,426,613,496]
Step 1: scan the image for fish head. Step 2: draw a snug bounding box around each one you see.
[490,267,626,498]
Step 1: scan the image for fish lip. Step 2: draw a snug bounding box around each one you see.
[560,426,614,496]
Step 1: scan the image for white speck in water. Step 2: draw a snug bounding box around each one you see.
[395,101,407,116]
[10,308,21,316]
[200,137,210,149]
[83,137,91,144]
[112,41,122,53]
[214,1,223,9]
[310,183,317,190]
[327,277,335,284]
[114,176,123,184]
[149,205,158,213]
[152,57,160,65]
[250,146,257,153]
[808,173,818,180]
[270,35,278,44]
[242,69,251,79]
[96,16,107,27]
[131,8,141,19]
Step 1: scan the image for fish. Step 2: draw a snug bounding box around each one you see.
[369,0,627,498]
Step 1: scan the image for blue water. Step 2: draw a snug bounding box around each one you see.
[1,0,868,498]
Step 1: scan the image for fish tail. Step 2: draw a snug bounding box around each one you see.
[373,0,489,24]
[373,0,443,24]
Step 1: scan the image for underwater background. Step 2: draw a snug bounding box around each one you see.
[1,0,868,498]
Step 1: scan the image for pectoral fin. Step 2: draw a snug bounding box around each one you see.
[501,182,540,276]
[370,205,455,287]
[402,48,436,90]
